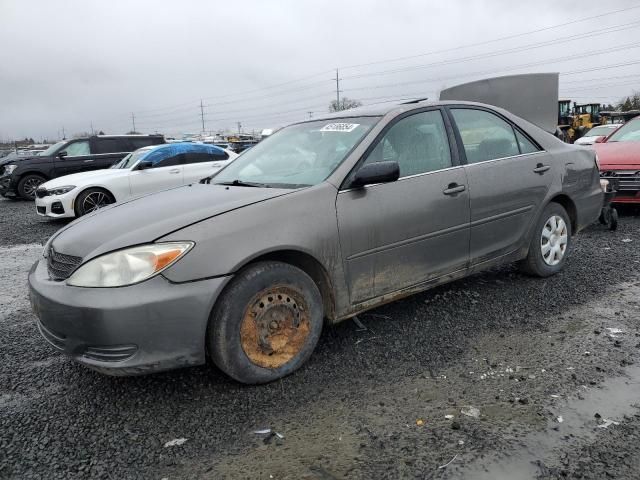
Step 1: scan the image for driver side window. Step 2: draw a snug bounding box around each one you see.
[362,110,452,178]
[63,141,90,156]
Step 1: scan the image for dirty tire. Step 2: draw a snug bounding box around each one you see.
[17,174,46,200]
[74,188,115,217]
[208,261,323,384]
[520,202,572,277]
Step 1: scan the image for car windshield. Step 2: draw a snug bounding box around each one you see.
[38,140,67,156]
[586,126,616,137]
[213,117,380,188]
[606,120,640,142]
[111,148,152,169]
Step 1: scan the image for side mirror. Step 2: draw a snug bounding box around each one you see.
[351,161,400,188]
[594,136,605,143]
[57,151,68,158]
[137,160,153,170]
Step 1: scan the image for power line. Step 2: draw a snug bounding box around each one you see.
[126,5,639,117]
[337,4,640,71]
[341,21,640,81]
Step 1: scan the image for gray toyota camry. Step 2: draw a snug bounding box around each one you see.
[29,100,603,383]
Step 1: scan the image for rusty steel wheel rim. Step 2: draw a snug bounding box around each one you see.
[240,285,311,369]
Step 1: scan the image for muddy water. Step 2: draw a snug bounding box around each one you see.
[458,365,640,479]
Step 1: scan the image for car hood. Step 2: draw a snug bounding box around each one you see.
[49,184,294,261]
[594,142,640,169]
[574,135,600,145]
[0,155,49,167]
[42,168,129,189]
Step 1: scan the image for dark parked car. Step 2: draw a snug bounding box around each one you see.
[29,100,602,383]
[0,135,165,200]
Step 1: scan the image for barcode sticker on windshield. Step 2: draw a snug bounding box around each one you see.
[320,123,360,132]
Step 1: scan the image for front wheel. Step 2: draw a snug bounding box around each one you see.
[17,174,46,200]
[208,261,324,384]
[74,188,115,217]
[520,203,572,277]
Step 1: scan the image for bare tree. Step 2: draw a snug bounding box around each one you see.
[329,97,363,112]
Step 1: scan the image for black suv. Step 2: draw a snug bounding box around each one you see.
[0,135,165,200]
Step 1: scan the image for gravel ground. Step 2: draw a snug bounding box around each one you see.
[1,198,640,479]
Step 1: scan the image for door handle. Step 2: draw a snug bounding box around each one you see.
[533,163,551,174]
[83,159,94,163]
[443,183,466,195]
[169,169,180,174]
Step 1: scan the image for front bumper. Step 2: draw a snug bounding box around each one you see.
[0,175,17,197]
[35,192,76,218]
[28,257,230,375]
[600,170,640,203]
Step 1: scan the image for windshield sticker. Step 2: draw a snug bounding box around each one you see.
[320,123,360,132]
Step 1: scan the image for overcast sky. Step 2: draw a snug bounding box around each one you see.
[1,0,639,141]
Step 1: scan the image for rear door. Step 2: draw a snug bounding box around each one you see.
[91,137,129,169]
[182,147,231,184]
[52,140,92,176]
[447,106,552,265]
[336,108,470,303]
[128,146,184,197]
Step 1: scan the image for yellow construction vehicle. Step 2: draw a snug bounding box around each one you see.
[557,100,603,143]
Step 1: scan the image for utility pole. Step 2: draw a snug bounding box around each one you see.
[131,113,136,133]
[90,121,94,135]
[307,111,314,119]
[200,99,206,134]
[62,126,66,139]
[237,122,242,135]
[335,68,341,110]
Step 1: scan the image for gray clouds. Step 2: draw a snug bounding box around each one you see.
[1,0,639,140]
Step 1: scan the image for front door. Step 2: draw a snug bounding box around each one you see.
[448,107,553,264]
[52,140,93,176]
[128,146,184,197]
[336,109,470,304]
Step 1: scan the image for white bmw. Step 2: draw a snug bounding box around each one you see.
[35,142,237,218]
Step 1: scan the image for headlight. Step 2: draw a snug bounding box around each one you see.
[4,164,17,175]
[67,242,193,287]
[48,185,75,196]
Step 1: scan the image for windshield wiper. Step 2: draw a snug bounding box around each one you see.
[214,179,268,188]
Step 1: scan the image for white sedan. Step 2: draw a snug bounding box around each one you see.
[35,142,237,218]
[574,124,621,145]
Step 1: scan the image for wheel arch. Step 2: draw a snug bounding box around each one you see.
[548,193,578,234]
[236,249,336,322]
[73,186,117,215]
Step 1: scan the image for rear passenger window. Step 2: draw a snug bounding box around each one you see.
[94,138,124,154]
[362,110,452,178]
[451,109,519,163]
[130,138,161,150]
[515,130,540,154]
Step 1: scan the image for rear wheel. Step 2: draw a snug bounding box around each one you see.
[520,203,572,277]
[17,174,46,200]
[208,261,323,384]
[74,188,115,217]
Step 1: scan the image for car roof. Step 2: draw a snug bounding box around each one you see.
[138,141,225,155]
[303,99,528,122]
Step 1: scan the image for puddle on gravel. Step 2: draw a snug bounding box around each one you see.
[455,365,640,479]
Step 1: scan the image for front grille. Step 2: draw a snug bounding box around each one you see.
[600,170,640,192]
[83,345,138,362]
[35,188,49,198]
[47,248,82,281]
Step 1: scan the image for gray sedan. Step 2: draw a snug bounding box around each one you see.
[29,100,603,383]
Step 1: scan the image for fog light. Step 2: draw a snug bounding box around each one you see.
[600,179,610,192]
